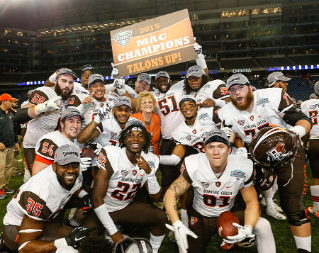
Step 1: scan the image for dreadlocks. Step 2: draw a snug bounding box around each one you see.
[183,74,211,94]
[119,124,152,153]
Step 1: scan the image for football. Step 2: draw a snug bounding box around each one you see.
[217,211,239,239]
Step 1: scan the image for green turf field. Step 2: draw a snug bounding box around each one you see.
[1,153,318,252]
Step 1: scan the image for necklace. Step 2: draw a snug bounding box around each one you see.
[144,119,151,123]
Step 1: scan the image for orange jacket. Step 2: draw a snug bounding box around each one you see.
[131,111,161,155]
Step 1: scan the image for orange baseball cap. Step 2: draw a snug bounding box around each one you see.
[0,93,15,102]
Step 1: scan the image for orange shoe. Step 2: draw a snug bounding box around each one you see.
[0,190,7,200]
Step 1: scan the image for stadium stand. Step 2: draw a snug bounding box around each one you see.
[256,57,293,68]
[220,58,259,69]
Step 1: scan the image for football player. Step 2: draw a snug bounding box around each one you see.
[218,73,312,253]
[32,107,90,176]
[15,69,78,174]
[77,96,134,147]
[81,120,167,253]
[163,129,275,253]
[2,144,94,252]
[301,81,319,218]
[259,71,293,220]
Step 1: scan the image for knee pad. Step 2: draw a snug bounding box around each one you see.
[287,210,310,226]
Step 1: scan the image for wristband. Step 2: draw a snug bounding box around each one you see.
[147,175,161,194]
[54,238,68,248]
[196,54,207,70]
[290,125,306,138]
[94,203,118,235]
[49,72,58,83]
[78,189,88,199]
[159,154,181,166]
[213,99,226,108]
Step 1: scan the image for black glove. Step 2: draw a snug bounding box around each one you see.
[65,226,98,248]
[81,193,92,215]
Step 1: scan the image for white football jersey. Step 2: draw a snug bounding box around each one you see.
[74,82,90,95]
[172,108,220,153]
[191,79,228,108]
[96,146,159,212]
[152,81,185,139]
[183,154,253,217]
[3,166,82,226]
[35,131,83,161]
[301,99,319,139]
[218,88,293,144]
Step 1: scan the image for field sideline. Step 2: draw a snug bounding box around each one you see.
[0,156,318,253]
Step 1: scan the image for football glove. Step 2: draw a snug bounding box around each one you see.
[93,106,111,124]
[166,220,198,253]
[114,78,126,95]
[80,157,92,171]
[111,63,119,78]
[223,224,255,244]
[65,226,98,248]
[93,143,103,155]
[34,96,62,115]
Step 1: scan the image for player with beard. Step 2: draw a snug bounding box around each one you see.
[80,120,167,253]
[2,144,95,253]
[218,73,312,253]
[15,69,78,174]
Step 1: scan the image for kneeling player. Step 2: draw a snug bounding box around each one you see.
[81,120,167,253]
[2,144,94,253]
[164,129,275,253]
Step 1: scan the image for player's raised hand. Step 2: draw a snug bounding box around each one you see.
[194,37,202,55]
[136,153,152,174]
[34,96,62,115]
[111,63,119,78]
[93,106,110,124]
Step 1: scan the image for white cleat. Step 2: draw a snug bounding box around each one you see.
[260,198,283,212]
[266,206,286,220]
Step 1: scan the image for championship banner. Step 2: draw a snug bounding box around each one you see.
[110,9,197,77]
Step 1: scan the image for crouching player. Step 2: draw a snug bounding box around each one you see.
[81,120,167,253]
[2,144,95,252]
[164,129,276,253]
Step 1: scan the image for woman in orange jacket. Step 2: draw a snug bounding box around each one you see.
[131,91,160,155]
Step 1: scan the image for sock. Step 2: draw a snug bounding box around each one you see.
[69,218,80,227]
[265,198,275,209]
[272,178,278,196]
[150,233,165,253]
[310,185,319,208]
[253,217,276,253]
[181,209,188,218]
[294,235,311,252]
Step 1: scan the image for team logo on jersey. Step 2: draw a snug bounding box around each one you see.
[249,115,254,121]
[215,181,221,187]
[266,142,287,161]
[230,170,245,178]
[132,170,138,176]
[186,135,192,141]
[113,30,132,47]
[76,90,80,94]
[121,170,129,177]
[198,113,208,121]
[111,132,117,139]
[201,182,210,189]
[257,98,270,106]
[190,216,198,225]
[147,161,155,168]
[238,120,245,126]
[155,92,161,97]
[192,129,197,134]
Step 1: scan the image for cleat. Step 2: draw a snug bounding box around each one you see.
[266,207,286,220]
[0,190,7,200]
[220,241,235,250]
[260,198,283,212]
[308,206,319,218]
[4,187,14,194]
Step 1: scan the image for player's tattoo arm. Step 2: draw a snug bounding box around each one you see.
[77,121,100,143]
[168,174,191,198]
